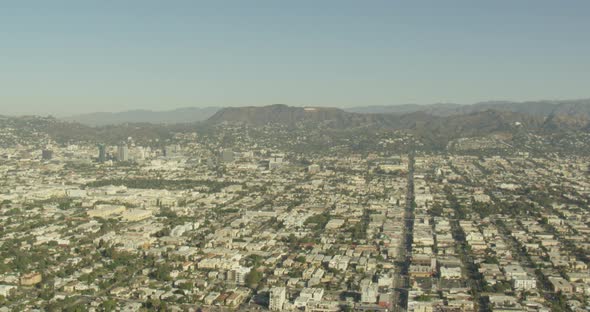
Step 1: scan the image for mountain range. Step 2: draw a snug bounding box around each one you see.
[63,99,590,127]
[346,98,590,117]
[206,104,554,137]
[3,99,590,151]
[206,101,590,131]
[203,103,590,151]
[63,107,219,126]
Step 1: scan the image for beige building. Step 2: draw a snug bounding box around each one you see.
[20,272,42,286]
[87,205,126,218]
[121,209,152,222]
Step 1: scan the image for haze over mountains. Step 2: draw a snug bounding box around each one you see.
[3,98,582,150]
[63,107,220,126]
[205,104,580,139]
[3,98,590,153]
[346,98,590,117]
[63,99,590,126]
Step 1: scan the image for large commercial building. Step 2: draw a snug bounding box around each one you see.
[117,143,129,162]
[98,144,106,162]
[121,209,152,222]
[87,205,126,218]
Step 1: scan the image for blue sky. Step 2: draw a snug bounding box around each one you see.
[1,1,589,116]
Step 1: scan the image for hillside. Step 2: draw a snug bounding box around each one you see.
[64,107,219,126]
[208,104,546,129]
[205,104,378,128]
[61,98,590,128]
[205,104,559,149]
[346,99,590,118]
[3,101,589,151]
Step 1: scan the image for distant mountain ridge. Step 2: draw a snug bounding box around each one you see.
[3,99,590,151]
[64,107,219,126]
[206,104,550,129]
[206,102,590,137]
[62,98,590,126]
[205,104,379,128]
[346,98,590,117]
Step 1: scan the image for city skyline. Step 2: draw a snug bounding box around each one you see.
[2,2,590,311]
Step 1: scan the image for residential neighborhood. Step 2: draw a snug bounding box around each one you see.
[1,122,589,311]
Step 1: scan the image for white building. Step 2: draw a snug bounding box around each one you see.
[0,285,16,297]
[117,144,129,162]
[513,276,537,291]
[232,266,251,285]
[270,286,286,311]
[294,287,324,308]
[361,283,379,303]
[440,266,462,279]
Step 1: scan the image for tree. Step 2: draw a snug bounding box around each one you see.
[294,255,307,263]
[100,299,117,312]
[245,270,262,289]
[150,264,172,281]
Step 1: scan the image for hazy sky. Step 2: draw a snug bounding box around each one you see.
[1,1,589,116]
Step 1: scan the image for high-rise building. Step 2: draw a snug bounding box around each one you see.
[41,149,53,160]
[98,144,106,162]
[117,143,129,162]
[269,286,286,311]
[135,146,145,160]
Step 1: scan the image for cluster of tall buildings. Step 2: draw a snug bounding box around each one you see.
[97,143,129,162]
[95,143,182,163]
